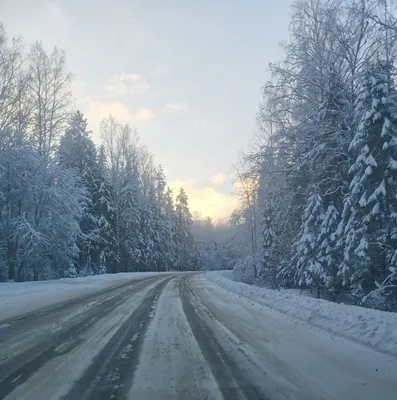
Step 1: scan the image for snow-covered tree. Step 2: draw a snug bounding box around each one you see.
[340,60,397,307]
[162,187,178,270]
[175,187,195,270]
[260,206,277,288]
[295,192,325,297]
[0,23,202,283]
[29,42,72,156]
[59,111,114,275]
[305,70,351,208]
[64,263,77,278]
[318,204,341,300]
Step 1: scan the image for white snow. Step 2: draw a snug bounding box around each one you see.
[0,272,177,321]
[129,278,222,400]
[195,274,397,400]
[205,271,397,357]
[3,273,397,399]
[4,278,164,400]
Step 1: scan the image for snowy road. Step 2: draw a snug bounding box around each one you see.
[0,274,396,400]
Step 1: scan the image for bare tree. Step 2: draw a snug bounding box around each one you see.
[29,42,72,156]
[0,27,32,138]
[233,154,260,277]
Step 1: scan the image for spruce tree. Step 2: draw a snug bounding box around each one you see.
[340,60,397,307]
[175,188,194,270]
[319,204,341,300]
[295,192,325,297]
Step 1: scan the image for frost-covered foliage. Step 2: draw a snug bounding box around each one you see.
[338,61,397,308]
[0,26,199,282]
[318,204,341,298]
[64,263,78,278]
[174,188,196,270]
[232,255,257,285]
[0,141,84,281]
[228,0,397,310]
[192,216,238,272]
[295,193,325,296]
[260,206,277,288]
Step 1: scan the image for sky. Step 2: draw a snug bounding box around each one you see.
[1,0,292,221]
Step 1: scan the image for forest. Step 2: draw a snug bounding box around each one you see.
[225,0,397,311]
[0,25,199,281]
[2,0,397,312]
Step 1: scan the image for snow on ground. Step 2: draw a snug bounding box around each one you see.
[195,274,397,400]
[0,272,176,321]
[129,278,222,400]
[205,271,397,357]
[4,278,163,400]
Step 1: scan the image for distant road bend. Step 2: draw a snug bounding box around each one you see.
[0,273,396,400]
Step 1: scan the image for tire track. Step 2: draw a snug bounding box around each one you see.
[62,277,172,400]
[179,276,267,400]
[0,276,163,400]
[0,276,164,343]
[0,277,150,327]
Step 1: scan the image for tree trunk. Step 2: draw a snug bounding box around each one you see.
[17,261,25,282]
[7,238,16,281]
[34,262,39,281]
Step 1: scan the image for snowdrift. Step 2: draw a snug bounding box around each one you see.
[205,271,397,357]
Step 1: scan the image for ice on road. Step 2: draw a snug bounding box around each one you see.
[0,273,396,400]
[0,272,177,321]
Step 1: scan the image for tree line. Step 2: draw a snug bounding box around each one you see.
[229,0,397,311]
[0,24,198,282]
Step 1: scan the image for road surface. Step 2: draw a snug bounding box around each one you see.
[0,274,396,400]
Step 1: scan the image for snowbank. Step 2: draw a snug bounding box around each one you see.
[0,272,175,321]
[205,271,397,357]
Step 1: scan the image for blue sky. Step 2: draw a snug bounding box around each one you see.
[1,0,292,220]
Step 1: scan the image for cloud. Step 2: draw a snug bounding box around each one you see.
[85,101,131,125]
[169,180,238,222]
[210,173,227,185]
[131,108,154,122]
[84,101,154,134]
[165,102,188,113]
[105,73,149,96]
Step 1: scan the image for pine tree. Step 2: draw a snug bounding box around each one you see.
[96,145,117,273]
[175,187,194,270]
[142,184,162,270]
[120,151,142,271]
[162,187,178,271]
[59,111,113,275]
[340,60,397,307]
[318,203,341,300]
[295,192,325,297]
[260,206,277,288]
[152,167,171,271]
